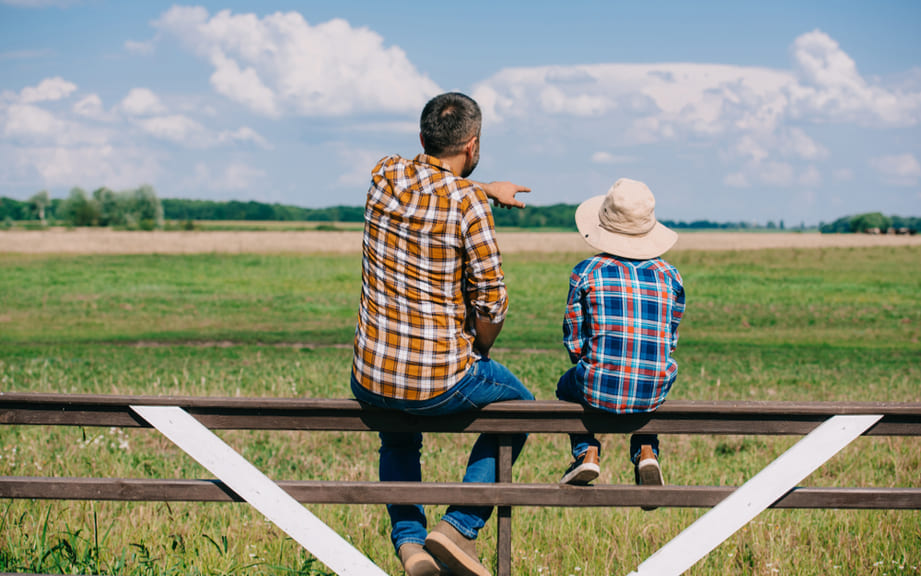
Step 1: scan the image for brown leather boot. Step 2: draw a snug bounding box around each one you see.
[398,542,441,576]
[425,520,490,576]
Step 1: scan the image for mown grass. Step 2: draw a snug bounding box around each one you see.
[1,245,919,575]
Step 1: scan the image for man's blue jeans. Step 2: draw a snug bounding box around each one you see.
[556,366,659,464]
[351,358,534,552]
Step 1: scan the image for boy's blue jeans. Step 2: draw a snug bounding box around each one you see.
[555,366,659,464]
[351,358,534,552]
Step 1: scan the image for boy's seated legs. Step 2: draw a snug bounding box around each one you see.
[556,368,601,484]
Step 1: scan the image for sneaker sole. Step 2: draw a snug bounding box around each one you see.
[636,458,664,486]
[425,531,491,576]
[560,462,600,485]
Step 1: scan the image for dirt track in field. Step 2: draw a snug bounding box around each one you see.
[1,228,919,254]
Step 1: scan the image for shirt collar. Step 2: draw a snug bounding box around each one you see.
[414,153,453,174]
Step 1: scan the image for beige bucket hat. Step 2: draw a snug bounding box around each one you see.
[575,178,678,259]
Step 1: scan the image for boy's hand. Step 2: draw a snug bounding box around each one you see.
[480,181,530,209]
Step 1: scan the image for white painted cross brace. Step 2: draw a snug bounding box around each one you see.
[627,414,883,576]
[131,405,387,576]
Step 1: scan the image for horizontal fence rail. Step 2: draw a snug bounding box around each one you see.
[2,477,920,510]
[3,392,921,576]
[3,393,921,435]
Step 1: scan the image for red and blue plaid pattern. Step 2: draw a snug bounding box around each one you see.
[352,154,507,400]
[562,254,685,413]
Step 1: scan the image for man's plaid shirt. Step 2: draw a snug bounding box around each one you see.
[562,254,685,413]
[352,154,508,400]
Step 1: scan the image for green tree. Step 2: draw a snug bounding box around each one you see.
[93,187,123,227]
[848,212,891,233]
[129,185,164,230]
[58,187,100,227]
[28,190,50,225]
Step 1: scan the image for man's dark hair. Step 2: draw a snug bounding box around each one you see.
[420,92,481,157]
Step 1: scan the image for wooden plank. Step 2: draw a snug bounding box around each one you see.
[3,394,920,435]
[628,415,883,576]
[3,477,920,509]
[132,405,386,576]
[496,435,514,576]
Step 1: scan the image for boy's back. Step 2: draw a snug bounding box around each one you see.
[563,253,685,414]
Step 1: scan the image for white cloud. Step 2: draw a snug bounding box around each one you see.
[136,114,210,146]
[72,94,107,120]
[3,143,160,190]
[3,104,65,137]
[209,51,279,117]
[781,127,828,160]
[869,154,921,186]
[591,151,640,165]
[121,88,167,116]
[788,30,921,126]
[154,7,441,117]
[19,77,77,104]
[473,29,921,181]
[217,126,272,149]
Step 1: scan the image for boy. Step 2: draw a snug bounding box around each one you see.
[556,178,685,495]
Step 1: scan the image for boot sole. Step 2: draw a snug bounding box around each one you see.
[425,531,491,576]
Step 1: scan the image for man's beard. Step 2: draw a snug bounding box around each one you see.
[460,148,480,178]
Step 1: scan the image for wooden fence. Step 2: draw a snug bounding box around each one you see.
[2,393,920,576]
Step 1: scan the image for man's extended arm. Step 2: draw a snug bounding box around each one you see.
[478,181,530,209]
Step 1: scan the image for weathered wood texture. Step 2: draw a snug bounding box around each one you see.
[2,393,920,435]
[3,392,920,576]
[1,477,919,509]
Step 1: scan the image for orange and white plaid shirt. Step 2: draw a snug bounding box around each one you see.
[352,154,508,400]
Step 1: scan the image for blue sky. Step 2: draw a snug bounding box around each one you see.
[1,1,919,225]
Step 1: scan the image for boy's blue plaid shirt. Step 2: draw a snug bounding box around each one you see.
[562,254,685,413]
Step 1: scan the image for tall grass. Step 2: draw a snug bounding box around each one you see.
[1,246,919,575]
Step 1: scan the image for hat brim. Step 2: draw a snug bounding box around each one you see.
[575,195,678,259]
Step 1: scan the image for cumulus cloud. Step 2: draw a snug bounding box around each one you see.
[0,74,273,194]
[472,29,921,182]
[153,6,441,117]
[120,88,167,116]
[19,77,77,103]
[217,126,272,149]
[1,143,160,190]
[591,151,640,165]
[72,94,107,120]
[870,154,921,186]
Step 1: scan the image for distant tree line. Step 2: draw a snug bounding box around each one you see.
[2,192,918,233]
[819,213,919,234]
[159,198,365,222]
[1,186,164,229]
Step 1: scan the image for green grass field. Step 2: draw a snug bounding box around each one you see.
[1,245,919,575]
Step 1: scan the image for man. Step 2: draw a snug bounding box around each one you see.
[351,92,533,576]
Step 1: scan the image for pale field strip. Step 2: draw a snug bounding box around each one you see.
[1,228,920,254]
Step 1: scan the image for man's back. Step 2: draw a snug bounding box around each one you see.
[352,153,507,401]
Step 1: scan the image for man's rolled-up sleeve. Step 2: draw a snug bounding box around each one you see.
[461,189,508,323]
